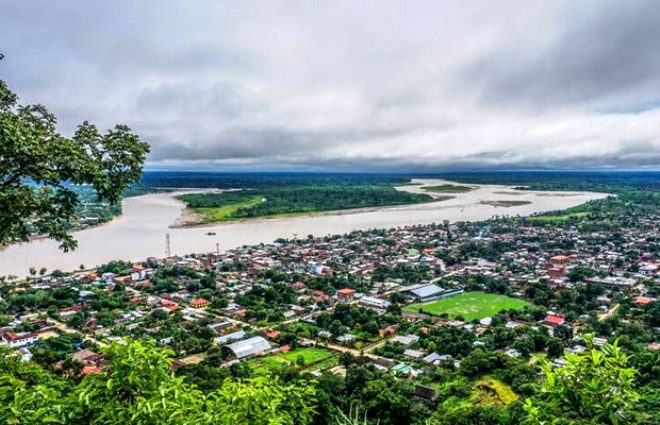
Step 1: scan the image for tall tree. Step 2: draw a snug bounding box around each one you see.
[0,53,149,250]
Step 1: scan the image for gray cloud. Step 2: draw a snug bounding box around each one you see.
[1,0,660,170]
[464,0,660,110]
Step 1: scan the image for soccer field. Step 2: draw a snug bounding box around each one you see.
[403,291,530,321]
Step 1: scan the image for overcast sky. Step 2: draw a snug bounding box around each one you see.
[2,0,660,171]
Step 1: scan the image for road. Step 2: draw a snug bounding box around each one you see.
[46,318,108,347]
[598,304,620,321]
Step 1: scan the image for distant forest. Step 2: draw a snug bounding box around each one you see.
[134,170,660,193]
[134,171,414,189]
[434,171,660,192]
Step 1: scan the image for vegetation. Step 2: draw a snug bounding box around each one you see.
[403,292,530,321]
[0,339,317,424]
[178,185,433,223]
[0,54,149,250]
[247,347,337,372]
[525,338,641,425]
[422,184,474,193]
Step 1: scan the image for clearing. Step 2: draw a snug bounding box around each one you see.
[246,347,337,372]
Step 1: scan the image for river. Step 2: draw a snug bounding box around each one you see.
[0,179,607,277]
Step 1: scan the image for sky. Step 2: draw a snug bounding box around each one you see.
[2,0,660,172]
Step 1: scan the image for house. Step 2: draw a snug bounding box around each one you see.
[336,334,356,344]
[413,385,438,405]
[547,267,565,279]
[422,352,443,364]
[391,363,422,378]
[337,288,356,302]
[225,336,271,359]
[359,296,391,310]
[160,299,180,311]
[550,255,570,265]
[81,366,103,376]
[403,349,424,359]
[1,331,38,348]
[72,349,104,365]
[634,296,652,305]
[391,334,419,346]
[543,315,566,327]
[190,298,209,308]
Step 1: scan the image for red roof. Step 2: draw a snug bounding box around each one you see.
[1,331,38,342]
[545,315,565,326]
[635,296,652,305]
[551,255,569,261]
[337,288,356,295]
[81,366,103,376]
[190,298,209,307]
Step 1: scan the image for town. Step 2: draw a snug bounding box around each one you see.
[1,199,658,424]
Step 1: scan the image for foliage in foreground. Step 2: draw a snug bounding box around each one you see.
[524,338,640,425]
[0,53,149,250]
[0,339,316,425]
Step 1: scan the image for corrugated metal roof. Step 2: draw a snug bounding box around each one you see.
[410,284,443,298]
[215,330,246,345]
[226,336,271,359]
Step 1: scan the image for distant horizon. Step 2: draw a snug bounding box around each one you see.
[140,168,660,174]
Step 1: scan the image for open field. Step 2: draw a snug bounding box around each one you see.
[422,184,474,193]
[403,291,530,320]
[528,211,590,224]
[191,196,263,223]
[246,347,337,371]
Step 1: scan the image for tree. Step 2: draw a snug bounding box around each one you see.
[0,54,149,251]
[525,338,640,425]
[546,338,564,359]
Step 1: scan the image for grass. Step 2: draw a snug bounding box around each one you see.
[422,184,474,193]
[278,347,334,363]
[246,347,337,372]
[402,291,530,321]
[528,211,590,224]
[471,377,519,406]
[191,196,263,223]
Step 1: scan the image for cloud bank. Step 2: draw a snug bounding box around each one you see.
[2,0,660,171]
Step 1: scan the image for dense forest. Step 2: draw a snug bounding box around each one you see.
[177,185,433,222]
[435,171,660,192]
[136,172,415,190]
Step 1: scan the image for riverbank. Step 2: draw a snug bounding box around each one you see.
[0,179,608,277]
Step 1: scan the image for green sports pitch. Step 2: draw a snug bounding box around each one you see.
[402,291,530,321]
